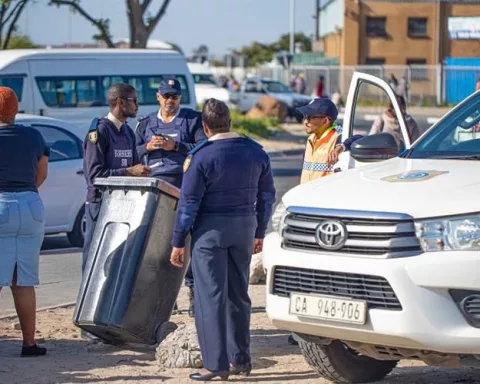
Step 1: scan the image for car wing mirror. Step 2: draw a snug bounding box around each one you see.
[350,133,399,163]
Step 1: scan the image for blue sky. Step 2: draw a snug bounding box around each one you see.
[18,0,315,56]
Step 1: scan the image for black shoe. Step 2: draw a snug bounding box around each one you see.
[189,370,229,381]
[188,287,195,318]
[229,362,252,376]
[21,344,47,357]
[288,334,299,345]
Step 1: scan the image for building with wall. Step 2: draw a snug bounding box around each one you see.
[314,0,480,66]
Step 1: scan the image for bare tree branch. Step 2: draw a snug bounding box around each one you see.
[141,0,152,13]
[146,0,171,35]
[49,0,115,47]
[1,0,30,49]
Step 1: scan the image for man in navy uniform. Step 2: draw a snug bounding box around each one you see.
[135,78,206,317]
[82,83,151,342]
[170,98,276,381]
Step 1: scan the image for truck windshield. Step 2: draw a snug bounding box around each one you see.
[263,81,291,93]
[407,93,480,160]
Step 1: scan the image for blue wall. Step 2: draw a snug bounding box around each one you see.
[445,57,480,104]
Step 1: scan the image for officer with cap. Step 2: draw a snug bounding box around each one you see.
[297,97,362,184]
[135,78,206,317]
[82,83,150,339]
[169,98,276,381]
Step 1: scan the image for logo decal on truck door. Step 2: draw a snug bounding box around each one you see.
[381,170,449,183]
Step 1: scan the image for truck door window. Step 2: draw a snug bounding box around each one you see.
[0,75,24,101]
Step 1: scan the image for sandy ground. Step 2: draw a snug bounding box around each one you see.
[2,284,480,384]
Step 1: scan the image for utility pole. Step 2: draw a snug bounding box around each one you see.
[290,0,296,55]
[314,0,320,41]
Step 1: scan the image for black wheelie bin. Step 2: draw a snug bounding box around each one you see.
[73,176,190,345]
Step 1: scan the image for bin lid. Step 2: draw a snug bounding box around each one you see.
[93,177,180,199]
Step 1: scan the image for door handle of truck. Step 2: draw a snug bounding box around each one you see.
[76,169,84,175]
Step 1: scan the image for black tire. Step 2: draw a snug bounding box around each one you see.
[298,339,398,383]
[67,205,85,248]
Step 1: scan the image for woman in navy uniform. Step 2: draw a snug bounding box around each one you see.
[170,99,276,381]
[135,78,207,316]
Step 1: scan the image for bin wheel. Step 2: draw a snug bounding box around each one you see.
[67,205,86,248]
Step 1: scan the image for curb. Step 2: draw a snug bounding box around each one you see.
[0,301,75,321]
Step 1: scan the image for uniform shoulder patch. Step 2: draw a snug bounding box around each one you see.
[87,118,100,144]
[188,139,211,156]
[183,155,192,172]
[242,134,263,148]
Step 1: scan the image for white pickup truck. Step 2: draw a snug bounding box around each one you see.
[229,76,312,122]
[264,72,480,383]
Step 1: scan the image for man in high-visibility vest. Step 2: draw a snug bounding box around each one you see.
[297,98,360,184]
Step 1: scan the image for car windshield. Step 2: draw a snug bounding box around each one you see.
[193,74,217,85]
[263,81,291,93]
[407,92,480,160]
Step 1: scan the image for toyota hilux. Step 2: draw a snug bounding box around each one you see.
[263,72,480,383]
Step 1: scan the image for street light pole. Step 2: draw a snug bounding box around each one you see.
[290,0,296,55]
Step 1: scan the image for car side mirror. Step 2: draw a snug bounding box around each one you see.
[350,133,399,163]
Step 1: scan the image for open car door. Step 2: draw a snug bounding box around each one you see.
[336,72,410,171]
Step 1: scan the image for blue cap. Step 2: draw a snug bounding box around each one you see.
[158,78,182,96]
[296,98,338,120]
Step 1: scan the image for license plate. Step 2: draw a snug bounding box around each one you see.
[289,293,367,325]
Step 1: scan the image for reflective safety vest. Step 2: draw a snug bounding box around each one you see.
[300,125,340,184]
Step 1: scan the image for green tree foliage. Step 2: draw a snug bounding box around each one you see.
[234,33,312,66]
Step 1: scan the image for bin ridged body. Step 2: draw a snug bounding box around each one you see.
[73,177,190,345]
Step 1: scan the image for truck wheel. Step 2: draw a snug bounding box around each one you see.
[298,339,398,383]
[67,205,85,248]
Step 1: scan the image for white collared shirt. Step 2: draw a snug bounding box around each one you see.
[106,112,125,131]
[208,132,241,141]
[158,108,181,124]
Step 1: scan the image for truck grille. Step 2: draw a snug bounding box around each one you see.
[465,296,480,319]
[282,208,421,257]
[273,266,402,310]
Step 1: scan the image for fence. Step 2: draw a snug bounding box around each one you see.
[210,64,480,106]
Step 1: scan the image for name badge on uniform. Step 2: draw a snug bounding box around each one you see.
[183,155,192,172]
[88,131,98,144]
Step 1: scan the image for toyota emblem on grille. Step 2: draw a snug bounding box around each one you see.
[315,220,347,250]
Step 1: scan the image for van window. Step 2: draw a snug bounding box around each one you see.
[36,77,102,108]
[101,75,190,105]
[0,76,24,101]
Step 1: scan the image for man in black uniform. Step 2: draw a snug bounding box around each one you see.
[170,99,276,381]
[82,83,150,277]
[135,78,206,317]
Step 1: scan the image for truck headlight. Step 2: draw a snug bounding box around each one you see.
[415,214,480,252]
[271,202,288,236]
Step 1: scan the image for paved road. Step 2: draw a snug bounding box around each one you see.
[0,153,304,317]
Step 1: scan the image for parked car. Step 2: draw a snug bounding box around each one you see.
[264,72,480,383]
[16,114,86,247]
[229,76,312,122]
[0,48,197,131]
[187,62,230,106]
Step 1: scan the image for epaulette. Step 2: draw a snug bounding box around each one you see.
[188,139,211,156]
[135,115,149,130]
[183,140,211,173]
[87,118,100,144]
[242,134,263,148]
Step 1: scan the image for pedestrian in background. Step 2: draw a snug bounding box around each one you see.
[170,99,276,381]
[135,78,207,317]
[81,83,150,340]
[0,86,49,357]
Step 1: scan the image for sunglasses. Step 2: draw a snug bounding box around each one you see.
[304,115,329,122]
[162,93,180,100]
